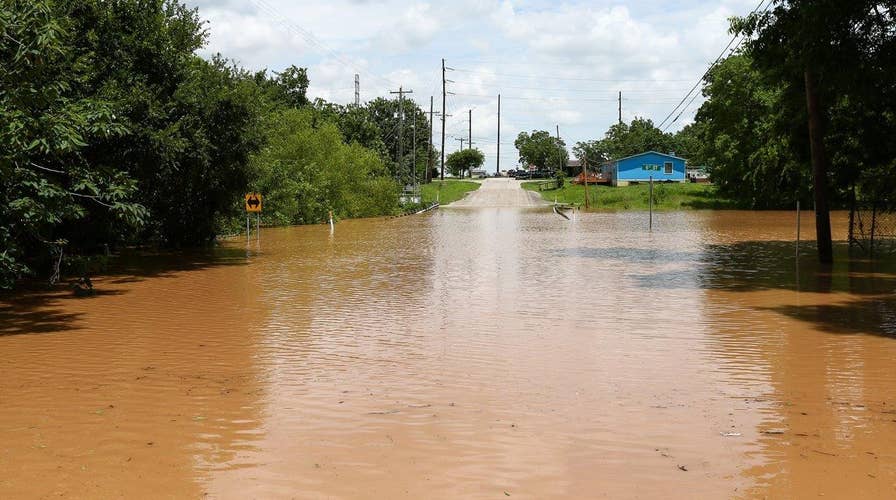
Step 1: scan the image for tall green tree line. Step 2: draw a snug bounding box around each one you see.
[572,2,896,262]
[0,0,436,289]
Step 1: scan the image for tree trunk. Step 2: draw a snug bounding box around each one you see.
[804,67,834,264]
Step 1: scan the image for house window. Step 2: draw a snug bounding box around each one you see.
[664,162,673,175]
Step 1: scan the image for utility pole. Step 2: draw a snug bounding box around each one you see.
[412,119,417,194]
[468,109,472,150]
[455,138,465,178]
[354,74,360,106]
[426,96,439,184]
[618,91,622,125]
[441,58,447,181]
[389,86,413,185]
[555,125,563,174]
[496,94,501,176]
[583,156,590,210]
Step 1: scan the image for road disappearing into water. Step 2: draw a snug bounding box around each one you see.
[446,178,548,208]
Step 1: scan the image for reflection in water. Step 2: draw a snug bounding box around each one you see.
[1,210,895,498]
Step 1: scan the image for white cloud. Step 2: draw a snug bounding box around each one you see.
[184,0,765,160]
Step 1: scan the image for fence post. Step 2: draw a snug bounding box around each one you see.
[649,176,653,232]
[870,201,878,258]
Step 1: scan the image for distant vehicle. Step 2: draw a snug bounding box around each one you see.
[470,168,487,179]
[688,168,711,183]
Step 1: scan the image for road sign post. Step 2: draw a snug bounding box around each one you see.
[245,193,262,212]
[245,193,262,242]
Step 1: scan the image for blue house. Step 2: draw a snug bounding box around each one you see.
[601,151,687,186]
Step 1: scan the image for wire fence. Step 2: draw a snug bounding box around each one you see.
[849,200,896,257]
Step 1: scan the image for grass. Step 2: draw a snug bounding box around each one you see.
[421,179,480,205]
[521,181,739,210]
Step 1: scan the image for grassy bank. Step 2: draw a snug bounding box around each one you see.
[421,180,481,205]
[522,181,737,210]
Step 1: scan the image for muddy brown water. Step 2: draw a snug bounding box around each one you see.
[2,210,895,499]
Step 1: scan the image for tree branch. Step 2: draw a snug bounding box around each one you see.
[3,32,24,47]
[29,162,66,174]
[67,192,114,208]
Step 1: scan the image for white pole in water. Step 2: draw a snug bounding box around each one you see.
[649,175,654,231]
[256,213,260,241]
[329,210,335,234]
[246,215,250,243]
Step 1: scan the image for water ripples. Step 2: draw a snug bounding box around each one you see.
[3,210,896,498]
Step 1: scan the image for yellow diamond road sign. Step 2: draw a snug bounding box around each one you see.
[245,193,262,212]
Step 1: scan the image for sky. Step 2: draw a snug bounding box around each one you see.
[185,0,760,169]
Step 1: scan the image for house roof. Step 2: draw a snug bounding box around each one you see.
[610,151,688,163]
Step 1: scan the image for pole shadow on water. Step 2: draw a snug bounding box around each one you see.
[0,246,250,337]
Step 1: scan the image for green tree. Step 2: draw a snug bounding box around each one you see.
[733,0,896,262]
[572,140,609,167]
[253,65,310,111]
[515,130,567,170]
[273,66,310,108]
[597,118,676,160]
[445,149,485,179]
[672,123,707,165]
[363,97,430,182]
[0,0,146,287]
[62,0,264,246]
[250,109,399,224]
[693,53,804,208]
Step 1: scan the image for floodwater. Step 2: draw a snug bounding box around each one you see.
[2,206,896,499]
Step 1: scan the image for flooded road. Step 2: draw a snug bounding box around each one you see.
[447,178,546,208]
[2,209,896,499]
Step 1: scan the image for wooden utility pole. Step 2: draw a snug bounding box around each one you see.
[426,96,438,183]
[583,157,590,209]
[804,67,833,264]
[455,138,465,178]
[618,91,622,125]
[496,94,501,176]
[468,109,472,150]
[555,125,563,174]
[441,59,446,181]
[412,118,417,192]
[389,86,413,184]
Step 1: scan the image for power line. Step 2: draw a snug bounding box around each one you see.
[451,68,695,83]
[656,0,772,131]
[450,80,695,94]
[450,58,700,68]
[451,92,681,103]
[246,0,397,89]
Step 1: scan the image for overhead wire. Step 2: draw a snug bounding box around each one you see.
[247,0,398,90]
[451,68,695,84]
[656,0,772,131]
